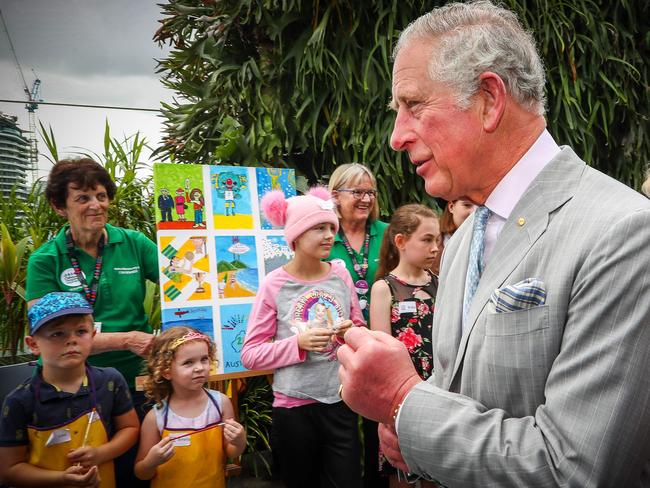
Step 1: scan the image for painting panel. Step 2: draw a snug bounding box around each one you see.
[261,235,293,274]
[219,303,251,374]
[159,234,212,303]
[214,235,259,298]
[154,164,207,230]
[209,166,253,229]
[161,306,214,341]
[256,167,296,229]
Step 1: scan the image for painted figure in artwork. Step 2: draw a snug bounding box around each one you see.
[211,172,247,216]
[189,187,206,228]
[174,187,187,221]
[158,188,174,222]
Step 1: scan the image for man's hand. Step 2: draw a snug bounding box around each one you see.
[333,319,353,339]
[298,328,334,353]
[125,331,155,357]
[62,465,100,487]
[379,423,409,472]
[337,327,422,423]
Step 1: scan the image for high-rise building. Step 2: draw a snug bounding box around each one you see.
[0,111,31,201]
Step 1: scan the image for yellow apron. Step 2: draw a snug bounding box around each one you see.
[27,369,115,488]
[152,391,225,488]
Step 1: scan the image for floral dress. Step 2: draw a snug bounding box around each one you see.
[379,270,438,475]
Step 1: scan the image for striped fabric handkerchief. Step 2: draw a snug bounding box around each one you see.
[489,278,546,313]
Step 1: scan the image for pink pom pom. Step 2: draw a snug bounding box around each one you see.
[261,190,288,227]
[308,186,332,201]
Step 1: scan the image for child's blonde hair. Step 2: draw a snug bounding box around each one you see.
[143,326,216,406]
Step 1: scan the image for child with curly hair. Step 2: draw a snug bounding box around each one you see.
[134,327,246,488]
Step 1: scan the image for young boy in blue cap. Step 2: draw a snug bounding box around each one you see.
[0,292,139,487]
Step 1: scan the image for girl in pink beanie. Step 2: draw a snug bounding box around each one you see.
[242,187,364,488]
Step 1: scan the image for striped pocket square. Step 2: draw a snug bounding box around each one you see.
[489,278,546,313]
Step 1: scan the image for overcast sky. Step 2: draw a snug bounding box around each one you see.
[0,0,173,181]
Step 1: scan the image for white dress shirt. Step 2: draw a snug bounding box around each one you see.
[482,129,560,263]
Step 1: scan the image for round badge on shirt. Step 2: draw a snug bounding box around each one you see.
[60,267,83,287]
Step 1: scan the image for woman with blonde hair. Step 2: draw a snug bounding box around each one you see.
[327,163,388,318]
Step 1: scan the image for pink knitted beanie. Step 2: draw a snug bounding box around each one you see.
[261,187,339,249]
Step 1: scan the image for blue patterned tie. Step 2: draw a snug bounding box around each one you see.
[463,206,490,329]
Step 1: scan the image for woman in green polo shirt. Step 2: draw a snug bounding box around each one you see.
[25,158,158,487]
[326,162,388,488]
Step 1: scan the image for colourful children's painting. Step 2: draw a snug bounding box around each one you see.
[154,164,207,230]
[154,163,295,375]
[160,234,211,302]
[162,306,214,341]
[210,166,253,229]
[220,303,252,373]
[215,235,259,298]
[256,167,296,229]
[261,235,293,274]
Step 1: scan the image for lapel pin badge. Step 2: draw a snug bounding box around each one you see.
[517,217,526,226]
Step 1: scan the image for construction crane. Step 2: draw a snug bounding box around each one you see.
[0,6,42,182]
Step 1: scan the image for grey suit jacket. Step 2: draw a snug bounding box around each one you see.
[397,148,650,487]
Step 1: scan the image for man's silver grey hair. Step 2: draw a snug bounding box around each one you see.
[393,0,546,115]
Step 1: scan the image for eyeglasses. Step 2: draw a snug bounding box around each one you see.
[336,188,377,199]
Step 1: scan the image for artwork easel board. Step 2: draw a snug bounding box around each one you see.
[153,163,296,377]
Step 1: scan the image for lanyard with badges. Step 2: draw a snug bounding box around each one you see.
[338,224,370,310]
[65,229,105,307]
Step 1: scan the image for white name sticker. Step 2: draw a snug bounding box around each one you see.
[398,301,417,315]
[172,434,191,447]
[46,428,71,446]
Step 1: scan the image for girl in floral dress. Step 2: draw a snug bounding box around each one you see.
[369,204,441,487]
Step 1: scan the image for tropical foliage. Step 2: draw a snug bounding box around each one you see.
[0,123,158,358]
[154,0,649,213]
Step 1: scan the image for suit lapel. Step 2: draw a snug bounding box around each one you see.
[434,222,472,389]
[448,148,586,386]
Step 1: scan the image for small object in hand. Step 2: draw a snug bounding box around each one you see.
[337,384,343,399]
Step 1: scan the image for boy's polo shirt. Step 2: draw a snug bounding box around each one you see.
[0,365,132,447]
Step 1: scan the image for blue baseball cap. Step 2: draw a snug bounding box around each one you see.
[27,292,93,335]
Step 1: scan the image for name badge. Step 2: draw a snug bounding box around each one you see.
[398,301,417,315]
[172,434,191,447]
[46,428,71,446]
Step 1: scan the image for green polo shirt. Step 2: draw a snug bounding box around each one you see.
[26,224,159,387]
[326,219,388,322]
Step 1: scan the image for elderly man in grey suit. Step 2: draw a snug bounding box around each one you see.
[337,1,650,486]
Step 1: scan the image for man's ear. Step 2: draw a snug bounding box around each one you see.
[25,336,40,356]
[477,71,507,133]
